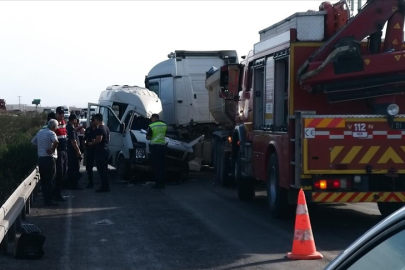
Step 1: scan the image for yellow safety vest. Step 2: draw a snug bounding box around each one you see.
[149,121,167,145]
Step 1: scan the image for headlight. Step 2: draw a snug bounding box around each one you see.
[135,148,146,159]
[387,104,399,116]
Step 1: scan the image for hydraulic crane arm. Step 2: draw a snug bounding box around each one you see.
[298,0,405,100]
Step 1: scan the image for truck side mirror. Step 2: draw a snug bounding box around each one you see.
[120,123,125,133]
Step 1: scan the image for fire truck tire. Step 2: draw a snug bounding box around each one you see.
[237,152,255,201]
[267,153,289,219]
[377,202,405,217]
[117,156,132,181]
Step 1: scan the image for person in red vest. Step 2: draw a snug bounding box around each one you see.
[54,106,68,201]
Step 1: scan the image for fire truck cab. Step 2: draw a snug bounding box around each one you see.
[207,0,405,218]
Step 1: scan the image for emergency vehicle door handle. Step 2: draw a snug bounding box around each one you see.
[177,100,183,103]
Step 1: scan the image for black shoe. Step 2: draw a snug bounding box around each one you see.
[44,202,59,206]
[95,187,110,193]
[54,197,66,202]
[86,183,94,188]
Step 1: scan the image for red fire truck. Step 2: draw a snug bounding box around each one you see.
[206,0,405,218]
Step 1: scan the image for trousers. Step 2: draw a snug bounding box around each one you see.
[38,157,56,204]
[96,147,110,189]
[55,150,67,198]
[86,148,95,183]
[67,150,81,187]
[150,144,167,187]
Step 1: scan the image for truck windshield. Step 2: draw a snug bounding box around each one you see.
[130,115,150,131]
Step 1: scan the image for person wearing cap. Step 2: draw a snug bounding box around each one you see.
[84,116,98,188]
[66,114,83,190]
[87,113,111,192]
[54,106,68,201]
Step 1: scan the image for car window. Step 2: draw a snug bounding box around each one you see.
[347,229,405,270]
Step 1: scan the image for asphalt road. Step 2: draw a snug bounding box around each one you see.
[0,167,385,270]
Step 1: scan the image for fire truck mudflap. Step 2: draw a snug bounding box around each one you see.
[301,114,405,207]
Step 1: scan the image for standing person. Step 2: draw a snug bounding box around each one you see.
[87,113,110,192]
[66,114,83,190]
[84,116,98,188]
[146,113,167,189]
[42,112,57,129]
[54,106,68,201]
[31,119,59,206]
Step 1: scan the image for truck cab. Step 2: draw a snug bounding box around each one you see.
[88,85,202,181]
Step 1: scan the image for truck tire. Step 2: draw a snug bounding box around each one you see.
[117,156,131,181]
[215,140,224,182]
[219,149,232,186]
[377,202,405,217]
[267,153,289,219]
[236,152,255,201]
[213,138,220,170]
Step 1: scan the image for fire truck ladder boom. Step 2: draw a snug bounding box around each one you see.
[297,0,405,102]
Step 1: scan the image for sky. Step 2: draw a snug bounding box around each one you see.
[0,1,358,108]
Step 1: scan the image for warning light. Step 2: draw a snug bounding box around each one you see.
[319,180,327,190]
[228,136,232,143]
[314,178,352,190]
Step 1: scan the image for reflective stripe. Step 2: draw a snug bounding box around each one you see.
[296,204,308,215]
[293,229,314,241]
[57,135,67,139]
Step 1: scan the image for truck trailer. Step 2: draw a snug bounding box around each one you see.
[206,0,405,218]
[144,50,239,168]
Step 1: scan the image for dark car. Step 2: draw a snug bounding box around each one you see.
[324,206,405,270]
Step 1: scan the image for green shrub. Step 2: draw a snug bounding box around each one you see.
[0,113,45,203]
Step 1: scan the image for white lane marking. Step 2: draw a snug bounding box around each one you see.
[60,194,73,270]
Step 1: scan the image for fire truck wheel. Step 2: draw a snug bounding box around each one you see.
[377,202,405,217]
[117,156,132,181]
[267,153,288,218]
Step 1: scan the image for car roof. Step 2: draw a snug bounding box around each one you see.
[325,206,405,269]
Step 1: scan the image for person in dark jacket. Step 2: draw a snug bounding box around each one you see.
[84,116,98,188]
[66,114,82,190]
[87,113,111,193]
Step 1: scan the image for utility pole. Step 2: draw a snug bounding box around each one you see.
[18,96,21,110]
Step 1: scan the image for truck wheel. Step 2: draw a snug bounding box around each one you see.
[267,153,289,219]
[215,140,224,182]
[377,202,405,217]
[117,156,131,181]
[213,138,220,170]
[219,149,232,186]
[236,152,255,201]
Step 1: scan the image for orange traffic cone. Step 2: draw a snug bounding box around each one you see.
[286,189,323,260]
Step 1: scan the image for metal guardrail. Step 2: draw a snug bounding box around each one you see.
[0,167,39,247]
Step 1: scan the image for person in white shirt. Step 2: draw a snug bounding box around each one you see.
[31,119,59,206]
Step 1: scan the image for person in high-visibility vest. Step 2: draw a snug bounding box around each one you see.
[146,113,167,189]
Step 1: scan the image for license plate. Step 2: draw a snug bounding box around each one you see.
[392,121,405,130]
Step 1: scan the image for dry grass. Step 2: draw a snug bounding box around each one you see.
[0,112,46,202]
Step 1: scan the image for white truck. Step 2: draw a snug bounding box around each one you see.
[144,50,238,168]
[88,85,203,180]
